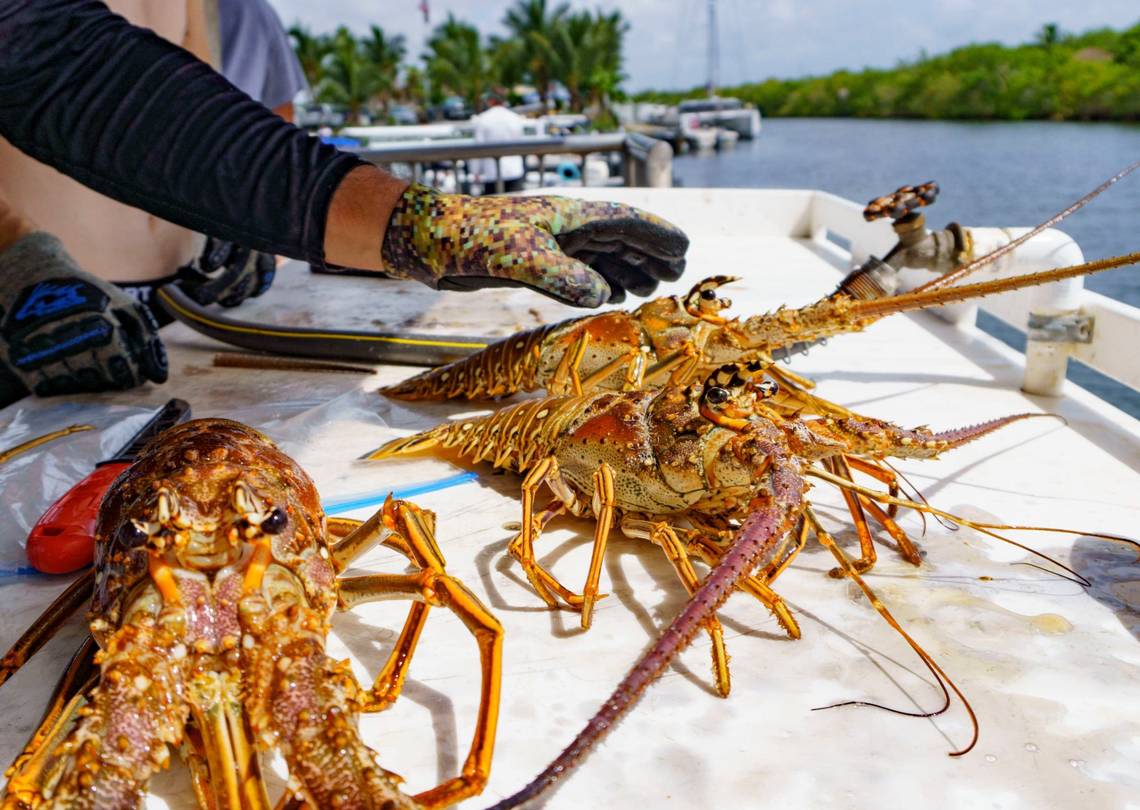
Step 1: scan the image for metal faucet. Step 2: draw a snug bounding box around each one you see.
[833,181,968,299]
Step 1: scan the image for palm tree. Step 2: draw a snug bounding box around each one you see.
[503,0,568,109]
[361,25,406,114]
[315,27,384,124]
[548,10,628,114]
[287,23,330,88]
[425,15,497,113]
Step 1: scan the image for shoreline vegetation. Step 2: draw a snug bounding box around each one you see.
[635,22,1140,122]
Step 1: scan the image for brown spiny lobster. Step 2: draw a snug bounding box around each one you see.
[1,419,502,810]
[369,362,1093,704]
[454,362,1130,810]
[381,162,1140,404]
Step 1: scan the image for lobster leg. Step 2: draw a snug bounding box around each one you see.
[622,518,733,698]
[578,348,643,393]
[579,463,616,630]
[642,346,701,388]
[548,331,591,396]
[845,456,902,517]
[687,531,802,640]
[859,495,923,566]
[825,456,878,576]
[0,568,96,689]
[334,500,503,810]
[509,456,592,608]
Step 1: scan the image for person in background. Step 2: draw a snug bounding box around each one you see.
[0,0,688,408]
[472,95,532,193]
[217,0,307,123]
[0,0,306,407]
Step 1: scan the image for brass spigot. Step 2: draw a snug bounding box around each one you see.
[863,181,970,273]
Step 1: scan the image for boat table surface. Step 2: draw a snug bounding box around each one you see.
[1,188,1138,809]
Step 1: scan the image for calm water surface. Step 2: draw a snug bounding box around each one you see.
[672,118,1140,307]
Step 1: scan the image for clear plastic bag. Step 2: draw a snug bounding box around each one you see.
[0,401,155,575]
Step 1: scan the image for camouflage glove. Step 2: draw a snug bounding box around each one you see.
[0,232,168,406]
[380,184,689,306]
[177,237,276,307]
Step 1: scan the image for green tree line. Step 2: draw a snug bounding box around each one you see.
[288,0,627,124]
[636,22,1140,121]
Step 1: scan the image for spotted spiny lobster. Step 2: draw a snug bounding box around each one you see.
[382,170,1140,403]
[369,362,1081,703]
[463,362,1129,810]
[1,419,502,810]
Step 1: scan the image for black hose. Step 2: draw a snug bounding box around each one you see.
[155,284,488,367]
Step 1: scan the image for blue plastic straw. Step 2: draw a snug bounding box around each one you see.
[321,471,478,515]
[0,566,45,580]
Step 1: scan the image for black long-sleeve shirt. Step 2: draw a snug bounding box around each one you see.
[0,0,366,265]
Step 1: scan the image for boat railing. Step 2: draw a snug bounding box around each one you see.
[809,190,1140,400]
[348,132,673,192]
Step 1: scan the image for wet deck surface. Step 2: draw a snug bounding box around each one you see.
[2,188,1139,809]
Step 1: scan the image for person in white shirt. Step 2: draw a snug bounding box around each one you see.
[471,96,533,193]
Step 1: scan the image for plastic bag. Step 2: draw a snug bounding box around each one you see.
[0,401,155,575]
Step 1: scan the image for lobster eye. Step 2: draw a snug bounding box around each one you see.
[705,387,729,405]
[700,289,717,300]
[117,521,148,547]
[260,507,287,534]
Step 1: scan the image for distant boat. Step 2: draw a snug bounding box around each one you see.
[677,97,761,140]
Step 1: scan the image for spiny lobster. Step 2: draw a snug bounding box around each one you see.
[381,163,1140,404]
[1,419,502,810]
[369,362,1091,703]
[462,363,1131,810]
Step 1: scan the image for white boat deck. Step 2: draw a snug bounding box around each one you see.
[1,188,1139,809]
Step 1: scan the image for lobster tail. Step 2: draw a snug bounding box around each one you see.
[367,395,584,471]
[380,321,565,401]
[365,426,451,460]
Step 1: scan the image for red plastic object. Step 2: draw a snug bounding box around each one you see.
[26,462,130,574]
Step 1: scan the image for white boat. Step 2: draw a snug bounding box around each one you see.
[1,187,1137,809]
[677,96,762,139]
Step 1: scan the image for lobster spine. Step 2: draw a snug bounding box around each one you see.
[381,320,571,400]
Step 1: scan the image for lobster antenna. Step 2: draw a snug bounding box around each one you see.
[848,252,1140,320]
[805,509,978,755]
[912,159,1140,294]
[804,467,1097,586]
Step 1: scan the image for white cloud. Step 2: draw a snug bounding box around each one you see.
[267,0,1140,91]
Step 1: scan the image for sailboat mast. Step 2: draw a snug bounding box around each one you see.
[706,0,718,98]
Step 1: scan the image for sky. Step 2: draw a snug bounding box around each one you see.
[267,0,1140,92]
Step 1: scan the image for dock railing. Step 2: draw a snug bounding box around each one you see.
[348,132,673,192]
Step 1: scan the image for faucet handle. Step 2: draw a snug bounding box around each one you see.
[863,181,939,222]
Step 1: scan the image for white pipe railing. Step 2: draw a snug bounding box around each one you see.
[814,191,1139,398]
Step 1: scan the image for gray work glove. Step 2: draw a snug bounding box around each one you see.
[0,232,168,407]
[177,236,276,307]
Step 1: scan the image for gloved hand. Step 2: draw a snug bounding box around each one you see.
[0,232,167,407]
[379,184,689,306]
[177,236,276,307]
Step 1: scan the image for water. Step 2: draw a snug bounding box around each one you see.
[672,119,1140,416]
[672,119,1140,306]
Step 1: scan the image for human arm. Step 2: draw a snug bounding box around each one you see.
[0,0,688,305]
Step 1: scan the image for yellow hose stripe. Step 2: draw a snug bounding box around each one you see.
[157,289,489,350]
